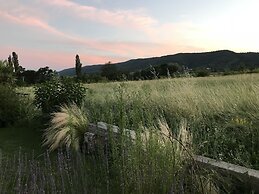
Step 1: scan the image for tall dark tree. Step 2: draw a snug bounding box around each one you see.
[7,55,13,70]
[12,52,19,73]
[75,54,82,78]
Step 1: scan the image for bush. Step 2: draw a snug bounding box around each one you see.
[34,78,86,113]
[196,70,210,77]
[0,85,20,127]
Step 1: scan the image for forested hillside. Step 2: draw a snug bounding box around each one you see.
[59,50,259,76]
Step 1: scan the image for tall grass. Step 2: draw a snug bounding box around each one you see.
[84,74,259,169]
[39,101,204,193]
[1,74,257,193]
[0,121,212,193]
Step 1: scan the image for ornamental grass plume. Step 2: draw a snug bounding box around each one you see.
[139,118,192,157]
[157,118,192,155]
[43,103,88,151]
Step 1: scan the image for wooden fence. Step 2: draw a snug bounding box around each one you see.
[86,122,259,193]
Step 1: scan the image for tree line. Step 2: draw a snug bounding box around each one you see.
[0,52,57,85]
[1,52,258,85]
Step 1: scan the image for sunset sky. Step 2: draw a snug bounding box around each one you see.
[1,0,259,70]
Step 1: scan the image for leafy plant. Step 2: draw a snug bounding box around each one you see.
[0,85,20,127]
[0,60,14,84]
[34,78,86,113]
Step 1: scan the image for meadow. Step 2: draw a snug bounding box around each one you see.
[84,74,259,169]
[0,73,258,193]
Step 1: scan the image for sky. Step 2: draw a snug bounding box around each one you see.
[0,0,259,70]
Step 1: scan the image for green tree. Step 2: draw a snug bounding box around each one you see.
[101,61,119,80]
[34,77,86,113]
[10,52,25,85]
[0,60,14,84]
[12,52,20,74]
[75,54,82,78]
[21,70,37,84]
[196,69,210,77]
[8,55,13,70]
[36,66,56,83]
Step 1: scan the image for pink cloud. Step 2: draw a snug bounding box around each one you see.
[43,0,157,32]
[0,9,171,57]
[41,0,205,48]
[0,1,203,70]
[0,10,69,38]
[43,0,201,43]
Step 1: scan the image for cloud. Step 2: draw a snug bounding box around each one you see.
[40,0,202,51]
[0,0,205,70]
[41,0,209,48]
[0,5,171,56]
[0,11,67,38]
[0,7,186,59]
[43,0,157,31]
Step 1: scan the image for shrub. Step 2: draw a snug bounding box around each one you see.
[0,84,20,127]
[0,84,37,127]
[34,78,86,113]
[196,70,210,77]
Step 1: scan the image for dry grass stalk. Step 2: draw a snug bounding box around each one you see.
[43,103,88,151]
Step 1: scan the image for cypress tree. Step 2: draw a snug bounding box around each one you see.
[75,54,82,78]
[12,52,19,73]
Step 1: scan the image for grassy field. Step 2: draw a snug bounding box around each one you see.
[1,74,259,165]
[84,74,259,169]
[0,73,258,193]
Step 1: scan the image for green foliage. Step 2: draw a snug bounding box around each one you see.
[18,66,56,85]
[80,73,107,83]
[36,66,56,83]
[194,115,259,168]
[20,70,37,84]
[0,85,37,127]
[0,60,14,84]
[84,74,259,169]
[0,85,20,127]
[11,52,25,79]
[134,63,184,80]
[2,74,258,193]
[101,61,120,80]
[196,69,210,77]
[34,78,86,113]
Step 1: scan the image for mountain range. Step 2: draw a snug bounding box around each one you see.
[59,50,259,76]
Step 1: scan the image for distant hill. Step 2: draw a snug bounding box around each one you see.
[59,50,259,76]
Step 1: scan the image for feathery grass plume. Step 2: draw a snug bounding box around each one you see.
[139,119,192,157]
[43,104,88,151]
[177,118,192,153]
[158,119,192,154]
